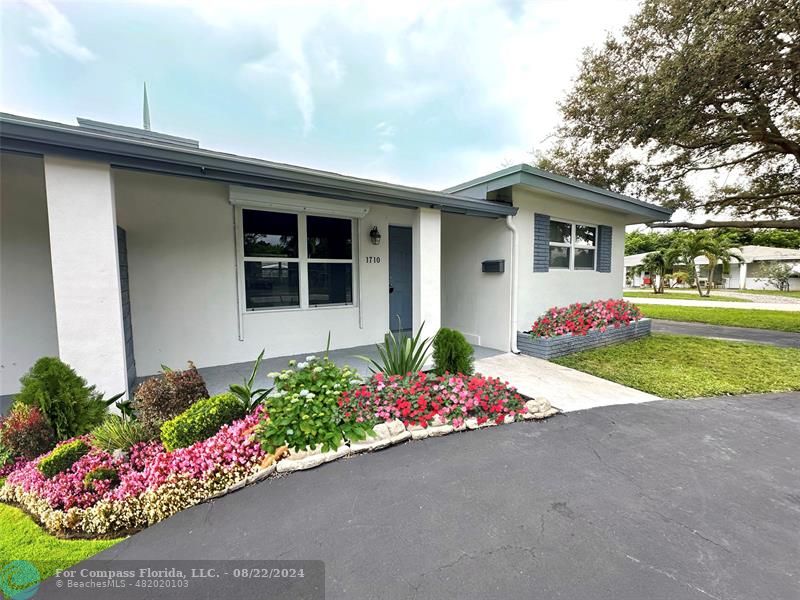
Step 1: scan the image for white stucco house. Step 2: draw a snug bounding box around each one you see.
[0,113,671,404]
[625,246,800,290]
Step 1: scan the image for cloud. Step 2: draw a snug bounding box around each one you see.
[375,122,396,137]
[24,0,95,62]
[379,142,395,153]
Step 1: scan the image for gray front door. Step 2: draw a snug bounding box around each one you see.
[388,225,412,333]
[117,227,136,391]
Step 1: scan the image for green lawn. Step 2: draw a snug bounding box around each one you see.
[624,290,749,302]
[637,304,800,332]
[553,334,800,398]
[0,503,122,581]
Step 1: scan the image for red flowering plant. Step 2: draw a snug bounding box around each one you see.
[0,404,55,460]
[339,372,527,430]
[3,407,268,511]
[529,298,642,338]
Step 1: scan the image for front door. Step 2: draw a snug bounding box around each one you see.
[388,225,412,334]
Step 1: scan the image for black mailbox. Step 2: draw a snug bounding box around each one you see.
[482,259,505,273]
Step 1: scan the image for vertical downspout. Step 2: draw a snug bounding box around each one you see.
[505,215,519,353]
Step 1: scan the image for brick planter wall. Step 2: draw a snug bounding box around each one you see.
[517,318,652,360]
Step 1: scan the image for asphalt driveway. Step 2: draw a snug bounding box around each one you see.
[652,318,800,348]
[44,393,800,600]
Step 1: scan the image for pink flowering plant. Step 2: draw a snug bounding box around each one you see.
[340,372,527,429]
[3,407,267,512]
[529,298,642,338]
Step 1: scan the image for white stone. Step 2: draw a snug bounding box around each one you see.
[410,425,453,440]
[504,415,515,425]
[465,418,480,430]
[277,444,350,473]
[245,465,276,485]
[431,414,448,427]
[385,420,407,436]
[372,422,393,440]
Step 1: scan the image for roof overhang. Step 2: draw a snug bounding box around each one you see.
[0,113,516,219]
[445,164,672,224]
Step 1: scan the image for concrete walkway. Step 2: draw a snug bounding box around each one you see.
[475,352,659,412]
[653,319,800,348]
[55,393,800,600]
[630,296,800,311]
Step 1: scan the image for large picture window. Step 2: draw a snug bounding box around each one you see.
[241,209,354,310]
[548,220,596,270]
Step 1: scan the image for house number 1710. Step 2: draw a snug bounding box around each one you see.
[365,256,381,264]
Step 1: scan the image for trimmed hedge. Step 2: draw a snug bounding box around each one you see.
[83,467,119,491]
[160,393,246,452]
[38,439,90,479]
[432,328,474,376]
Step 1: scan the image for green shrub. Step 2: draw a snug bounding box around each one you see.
[133,362,209,438]
[257,356,368,454]
[83,467,119,491]
[357,324,433,376]
[0,443,12,468]
[432,328,475,376]
[90,415,148,452]
[0,404,56,459]
[15,357,107,441]
[38,439,90,478]
[160,393,246,452]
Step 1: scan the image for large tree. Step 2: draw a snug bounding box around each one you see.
[537,0,800,228]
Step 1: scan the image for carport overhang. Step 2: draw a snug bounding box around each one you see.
[0,113,517,220]
[445,164,672,224]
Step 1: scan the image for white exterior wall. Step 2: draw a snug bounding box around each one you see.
[441,213,511,350]
[114,170,431,376]
[0,153,59,396]
[413,208,441,341]
[44,156,129,399]
[513,188,627,330]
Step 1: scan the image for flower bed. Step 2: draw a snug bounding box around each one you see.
[519,299,650,360]
[1,363,558,539]
[0,409,267,536]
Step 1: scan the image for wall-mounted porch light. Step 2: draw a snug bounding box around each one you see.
[369,226,382,245]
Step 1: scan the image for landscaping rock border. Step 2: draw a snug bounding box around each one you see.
[517,318,652,360]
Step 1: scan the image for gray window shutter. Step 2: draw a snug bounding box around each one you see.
[533,213,550,272]
[597,225,612,273]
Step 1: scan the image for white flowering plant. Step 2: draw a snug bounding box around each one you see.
[257,356,372,453]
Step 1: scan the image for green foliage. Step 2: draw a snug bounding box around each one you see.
[756,263,796,291]
[432,328,474,376]
[38,439,90,478]
[133,362,209,438]
[0,443,12,468]
[15,357,108,441]
[160,393,246,452]
[554,334,800,399]
[229,349,273,413]
[257,356,367,454]
[90,415,148,452]
[538,0,800,224]
[83,467,119,491]
[357,324,434,376]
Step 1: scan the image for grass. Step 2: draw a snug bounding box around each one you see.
[624,290,749,302]
[553,334,800,398]
[0,503,122,581]
[637,304,800,332]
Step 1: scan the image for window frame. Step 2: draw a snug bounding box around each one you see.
[547,220,597,271]
[237,206,358,312]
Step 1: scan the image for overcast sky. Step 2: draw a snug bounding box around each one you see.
[0,0,638,190]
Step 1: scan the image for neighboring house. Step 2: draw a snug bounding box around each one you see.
[0,113,671,403]
[625,246,800,290]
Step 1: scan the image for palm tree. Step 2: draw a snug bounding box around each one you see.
[699,238,742,297]
[673,233,741,296]
[634,249,679,294]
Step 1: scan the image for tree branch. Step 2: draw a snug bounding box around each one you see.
[649,219,800,230]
